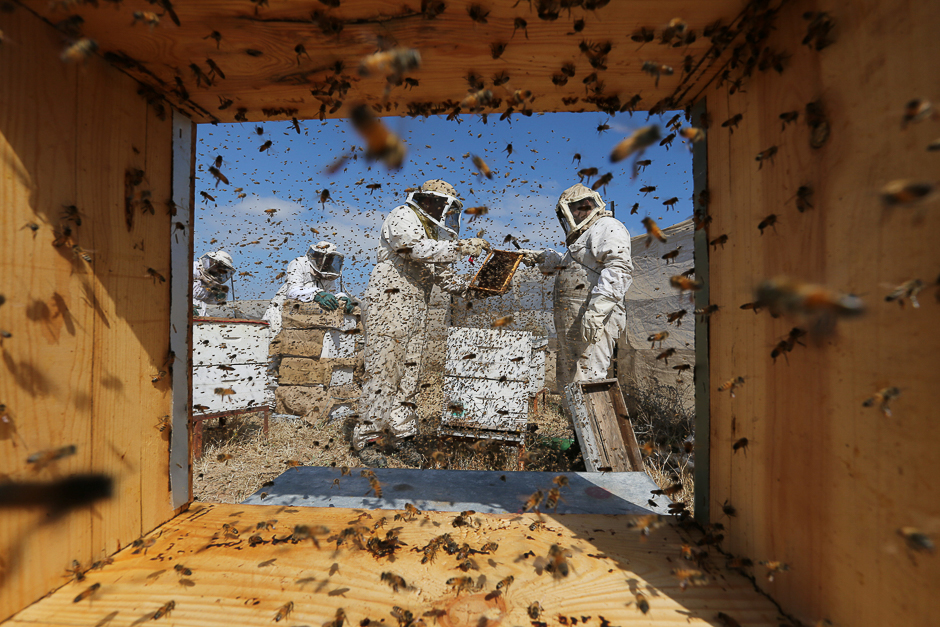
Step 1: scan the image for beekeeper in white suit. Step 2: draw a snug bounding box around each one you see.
[520,183,634,385]
[192,250,236,316]
[355,179,489,463]
[262,241,353,337]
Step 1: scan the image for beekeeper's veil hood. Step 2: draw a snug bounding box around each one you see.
[406,179,463,240]
[556,183,610,245]
[306,241,344,280]
[198,250,236,283]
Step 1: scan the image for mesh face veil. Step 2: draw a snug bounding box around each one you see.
[306,242,344,280]
[406,179,463,239]
[200,251,235,283]
[556,184,608,241]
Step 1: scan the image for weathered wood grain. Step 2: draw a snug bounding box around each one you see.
[704,1,940,626]
[7,503,781,627]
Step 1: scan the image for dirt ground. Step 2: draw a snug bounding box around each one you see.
[193,386,694,514]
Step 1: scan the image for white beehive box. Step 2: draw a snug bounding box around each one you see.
[440,328,531,441]
[193,318,270,415]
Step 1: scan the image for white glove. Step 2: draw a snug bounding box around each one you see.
[456,238,490,257]
[580,294,620,343]
[516,248,545,267]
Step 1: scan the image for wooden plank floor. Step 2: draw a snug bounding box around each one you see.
[7,504,781,626]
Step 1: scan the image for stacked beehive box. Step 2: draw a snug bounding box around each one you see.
[270,300,363,419]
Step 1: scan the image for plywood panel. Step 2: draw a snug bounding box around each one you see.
[0,7,176,621]
[21,0,747,122]
[704,1,940,626]
[8,503,782,627]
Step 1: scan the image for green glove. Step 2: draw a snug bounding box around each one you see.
[339,296,356,314]
[313,291,339,311]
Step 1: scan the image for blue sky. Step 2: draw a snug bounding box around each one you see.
[194,110,693,300]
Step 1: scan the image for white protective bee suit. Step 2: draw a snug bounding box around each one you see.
[262,242,349,337]
[354,180,489,450]
[526,184,634,385]
[192,250,235,316]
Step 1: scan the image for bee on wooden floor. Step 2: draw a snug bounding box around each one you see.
[885,279,923,308]
[901,98,937,128]
[721,113,743,133]
[755,146,778,169]
[528,602,544,620]
[897,527,935,554]
[880,180,935,207]
[380,571,408,592]
[641,62,673,87]
[718,377,745,398]
[758,214,779,234]
[610,126,661,165]
[647,331,668,348]
[634,592,649,613]
[72,582,100,603]
[862,386,901,417]
[641,217,666,246]
[447,576,476,594]
[66,560,86,582]
[173,564,193,576]
[546,544,570,578]
[61,38,97,63]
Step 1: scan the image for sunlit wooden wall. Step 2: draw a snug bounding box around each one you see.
[704,1,940,625]
[0,8,177,620]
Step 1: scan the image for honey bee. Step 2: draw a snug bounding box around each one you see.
[897,527,935,553]
[217,453,233,462]
[726,556,753,570]
[679,127,705,143]
[381,571,408,592]
[463,206,490,221]
[546,544,570,578]
[214,387,235,399]
[447,576,476,594]
[552,475,569,488]
[460,89,493,112]
[656,348,676,365]
[718,377,745,398]
[27,444,77,469]
[885,279,923,308]
[666,309,687,324]
[610,126,661,164]
[640,185,656,195]
[672,567,707,590]
[802,11,835,50]
[880,180,935,207]
[755,277,865,322]
[758,560,790,581]
[150,600,175,620]
[71,245,93,263]
[635,160,651,173]
[207,166,228,186]
[61,38,98,63]
[673,364,691,376]
[778,110,799,130]
[200,191,216,203]
[641,61,673,86]
[721,113,743,133]
[351,105,406,169]
[273,601,293,622]
[492,315,514,327]
[285,459,303,468]
[325,607,346,627]
[146,268,166,283]
[659,133,676,150]
[757,214,779,235]
[862,386,901,417]
[368,476,383,498]
[470,155,493,179]
[634,591,649,614]
[647,331,668,348]
[662,196,679,208]
[631,27,654,44]
[755,146,778,169]
[528,602,543,619]
[670,276,703,293]
[72,582,100,603]
[544,487,562,511]
[523,489,543,512]
[641,217,667,247]
[592,172,613,191]
[173,564,192,576]
[732,437,749,453]
[359,48,421,77]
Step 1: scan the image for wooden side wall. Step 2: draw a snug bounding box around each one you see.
[705,1,940,625]
[0,7,178,620]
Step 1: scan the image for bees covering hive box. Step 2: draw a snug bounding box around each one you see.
[468,249,524,295]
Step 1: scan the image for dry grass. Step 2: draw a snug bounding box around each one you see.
[193,389,580,504]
